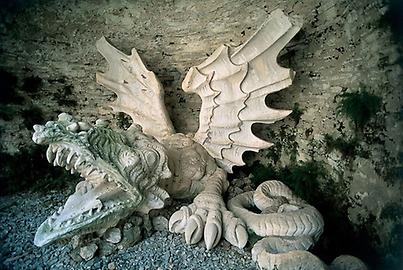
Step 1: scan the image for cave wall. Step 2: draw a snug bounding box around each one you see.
[0,0,402,268]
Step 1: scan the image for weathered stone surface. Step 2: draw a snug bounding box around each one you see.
[152,216,169,231]
[104,228,122,244]
[0,0,401,268]
[69,247,83,263]
[98,241,117,257]
[79,243,98,261]
[70,235,81,249]
[117,223,142,250]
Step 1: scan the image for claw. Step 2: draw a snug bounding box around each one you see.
[169,206,193,233]
[234,224,248,249]
[185,214,204,245]
[222,211,248,249]
[204,210,222,250]
[204,223,221,250]
[169,211,185,233]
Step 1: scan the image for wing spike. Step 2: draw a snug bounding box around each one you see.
[96,37,174,140]
[183,9,302,172]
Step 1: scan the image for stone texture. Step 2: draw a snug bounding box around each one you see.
[152,216,169,231]
[104,228,122,244]
[79,243,98,261]
[0,0,401,268]
[117,223,142,250]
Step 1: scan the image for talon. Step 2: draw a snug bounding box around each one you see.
[205,210,222,250]
[234,224,248,249]
[185,215,204,244]
[204,223,221,250]
[222,210,248,249]
[169,210,186,233]
[169,205,193,233]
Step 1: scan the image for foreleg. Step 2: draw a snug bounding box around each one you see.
[169,168,248,249]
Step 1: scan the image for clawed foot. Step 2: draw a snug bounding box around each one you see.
[168,193,248,250]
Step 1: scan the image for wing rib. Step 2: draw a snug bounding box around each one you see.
[182,9,302,172]
[96,37,174,140]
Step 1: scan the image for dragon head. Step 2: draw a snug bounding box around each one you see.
[32,113,171,247]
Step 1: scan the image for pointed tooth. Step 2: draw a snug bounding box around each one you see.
[51,145,58,153]
[56,149,66,166]
[65,164,71,171]
[57,206,63,214]
[101,173,108,181]
[70,168,75,174]
[81,166,92,177]
[66,151,76,164]
[87,167,96,176]
[74,156,85,169]
[88,209,93,216]
[52,212,59,218]
[46,147,56,163]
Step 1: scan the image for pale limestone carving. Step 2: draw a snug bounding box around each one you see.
[228,181,367,270]
[228,180,324,239]
[182,9,301,173]
[31,8,367,269]
[32,113,171,247]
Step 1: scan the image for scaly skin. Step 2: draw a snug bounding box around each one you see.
[32,114,247,250]
[32,113,171,247]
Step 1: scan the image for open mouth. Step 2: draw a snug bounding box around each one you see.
[34,188,133,247]
[32,114,171,247]
[34,143,134,247]
[46,143,105,181]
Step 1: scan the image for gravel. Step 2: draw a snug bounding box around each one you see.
[0,190,257,270]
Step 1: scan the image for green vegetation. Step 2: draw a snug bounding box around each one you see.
[380,202,403,221]
[324,134,369,158]
[290,102,303,125]
[0,105,17,121]
[278,126,299,162]
[116,112,132,130]
[337,88,382,130]
[54,84,78,106]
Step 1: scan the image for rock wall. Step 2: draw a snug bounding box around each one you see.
[0,0,401,268]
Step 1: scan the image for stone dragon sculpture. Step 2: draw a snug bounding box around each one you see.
[32,10,366,270]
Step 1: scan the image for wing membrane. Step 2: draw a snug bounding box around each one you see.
[96,37,174,140]
[182,9,302,172]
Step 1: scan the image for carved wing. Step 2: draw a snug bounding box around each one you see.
[96,37,174,140]
[182,9,302,173]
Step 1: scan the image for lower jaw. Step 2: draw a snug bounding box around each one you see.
[35,204,134,247]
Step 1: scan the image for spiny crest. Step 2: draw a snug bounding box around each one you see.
[182,9,302,172]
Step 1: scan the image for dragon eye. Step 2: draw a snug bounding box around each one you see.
[120,150,140,167]
[144,151,158,169]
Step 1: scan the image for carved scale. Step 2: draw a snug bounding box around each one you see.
[32,9,367,270]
